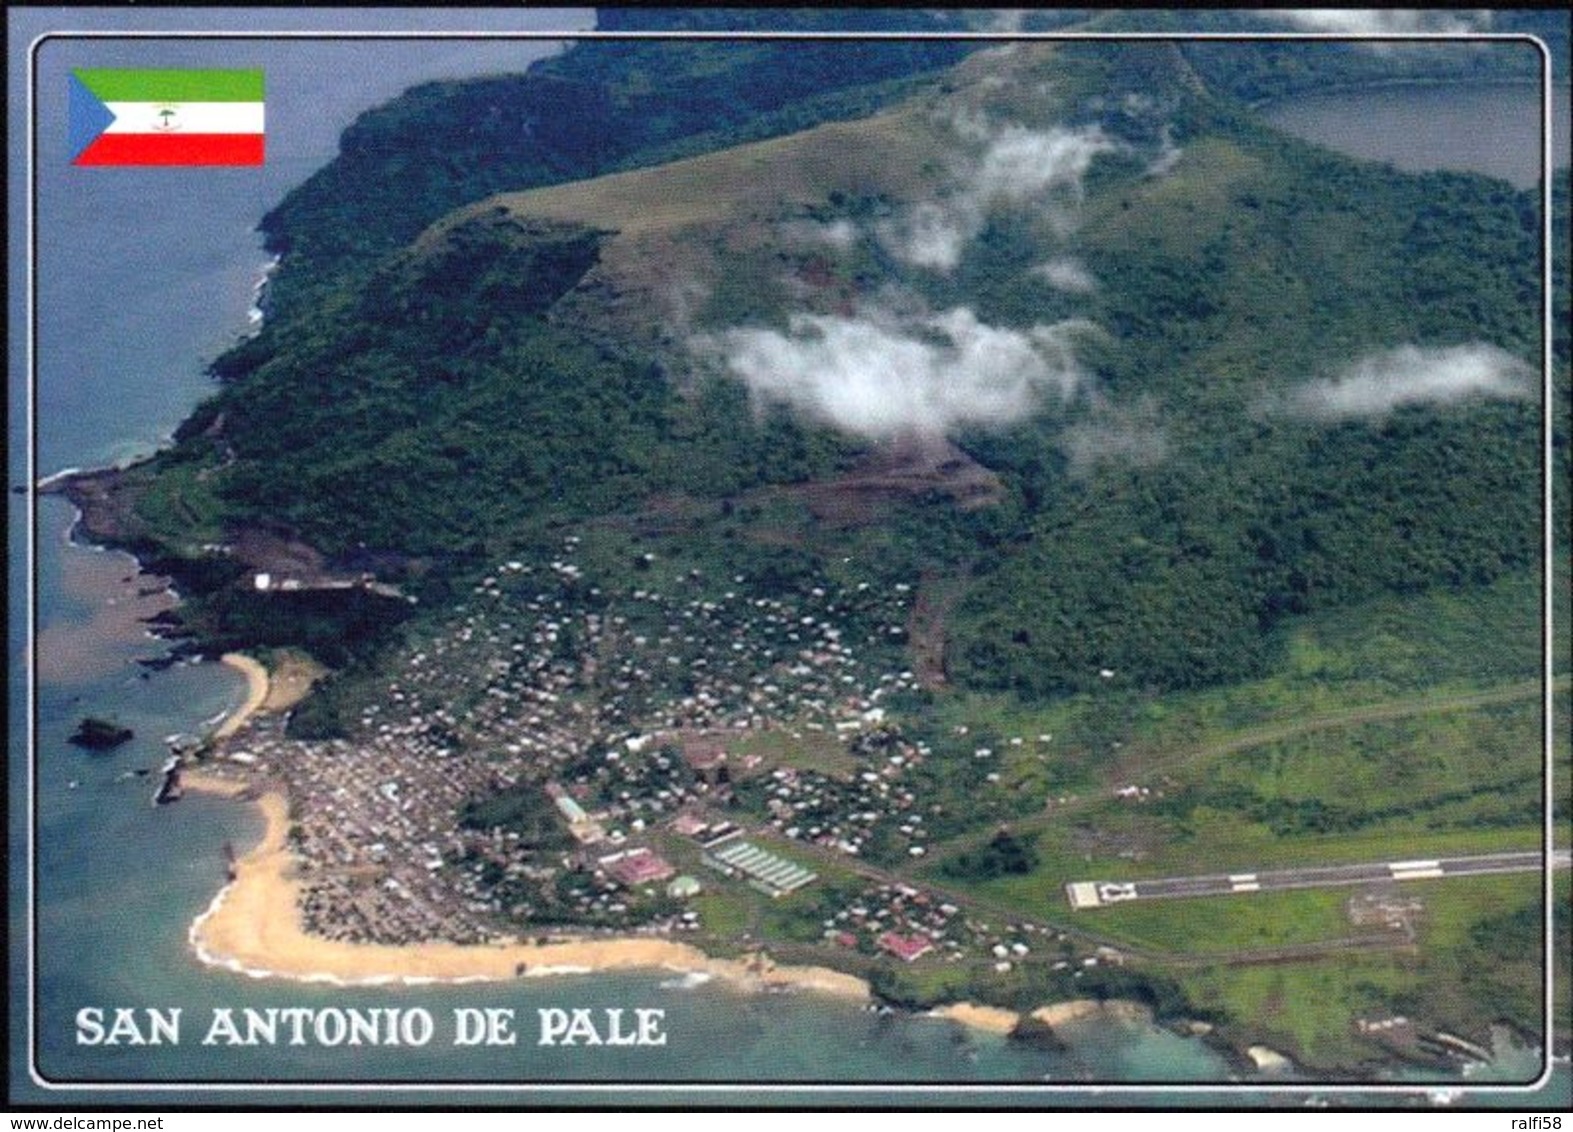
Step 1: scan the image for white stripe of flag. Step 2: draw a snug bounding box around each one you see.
[103,101,265,135]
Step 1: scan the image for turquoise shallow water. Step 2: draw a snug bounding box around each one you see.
[9,13,1569,1107]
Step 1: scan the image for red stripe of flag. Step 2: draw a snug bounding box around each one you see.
[73,133,264,167]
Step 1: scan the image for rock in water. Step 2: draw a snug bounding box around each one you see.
[69,717,134,750]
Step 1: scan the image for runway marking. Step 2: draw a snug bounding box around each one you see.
[1067,851,1561,908]
[1065,881,1103,909]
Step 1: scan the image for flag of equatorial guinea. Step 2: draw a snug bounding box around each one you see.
[70,69,265,166]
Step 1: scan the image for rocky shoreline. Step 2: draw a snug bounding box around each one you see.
[42,463,151,552]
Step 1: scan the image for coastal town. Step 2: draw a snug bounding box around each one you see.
[180,536,1101,989]
[158,515,1558,1086]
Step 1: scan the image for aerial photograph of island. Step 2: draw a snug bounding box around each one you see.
[7,5,1569,1113]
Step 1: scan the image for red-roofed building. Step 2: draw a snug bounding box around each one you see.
[671,811,708,837]
[877,931,933,963]
[603,848,676,887]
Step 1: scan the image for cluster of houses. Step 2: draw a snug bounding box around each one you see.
[202,539,954,949]
[816,881,1071,971]
[825,883,966,961]
[194,529,1134,984]
[749,747,928,861]
[216,714,501,945]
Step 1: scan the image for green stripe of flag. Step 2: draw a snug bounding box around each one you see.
[74,68,264,103]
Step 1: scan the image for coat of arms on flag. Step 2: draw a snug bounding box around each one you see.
[69,69,265,166]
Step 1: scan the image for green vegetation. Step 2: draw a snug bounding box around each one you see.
[944,71,1544,696]
[459,786,574,852]
[93,19,1568,1074]
[120,36,1555,710]
[940,829,1040,882]
[1087,889,1356,955]
[253,10,984,325]
[1171,873,1566,1072]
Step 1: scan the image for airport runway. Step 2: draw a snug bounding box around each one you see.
[1067,849,1571,908]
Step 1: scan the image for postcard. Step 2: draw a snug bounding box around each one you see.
[7,5,1568,1113]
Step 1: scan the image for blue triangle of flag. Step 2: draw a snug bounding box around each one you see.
[68,72,117,163]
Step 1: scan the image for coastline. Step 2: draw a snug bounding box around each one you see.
[180,678,1198,1041]
[929,1002,1021,1035]
[1031,999,1153,1028]
[181,775,1182,1049]
[214,653,270,739]
[182,775,870,1000]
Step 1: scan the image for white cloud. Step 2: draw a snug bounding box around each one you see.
[877,201,974,272]
[975,123,1113,203]
[697,308,1096,440]
[1283,343,1535,420]
[1145,125,1183,177]
[1272,10,1492,35]
[1059,402,1169,475]
[876,120,1116,271]
[1034,256,1098,293]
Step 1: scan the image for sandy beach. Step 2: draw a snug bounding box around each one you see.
[1031,999,1152,1028]
[261,649,325,712]
[929,1002,1021,1034]
[214,653,270,739]
[182,664,1127,1031]
[180,769,254,799]
[179,773,1163,1038]
[184,779,869,1000]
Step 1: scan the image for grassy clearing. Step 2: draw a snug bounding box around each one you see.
[1411,872,1544,950]
[1084,135,1267,258]
[479,102,942,238]
[1083,888,1357,955]
[1180,954,1411,1070]
[691,889,751,947]
[1207,699,1542,813]
[129,458,230,548]
[1167,871,1557,1071]
[869,958,980,1005]
[728,727,858,779]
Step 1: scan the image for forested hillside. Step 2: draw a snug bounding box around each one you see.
[104,22,1560,705]
[251,9,984,325]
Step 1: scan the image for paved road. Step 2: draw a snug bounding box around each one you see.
[1067,849,1571,908]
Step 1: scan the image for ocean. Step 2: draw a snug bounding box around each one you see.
[8,12,1567,1107]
